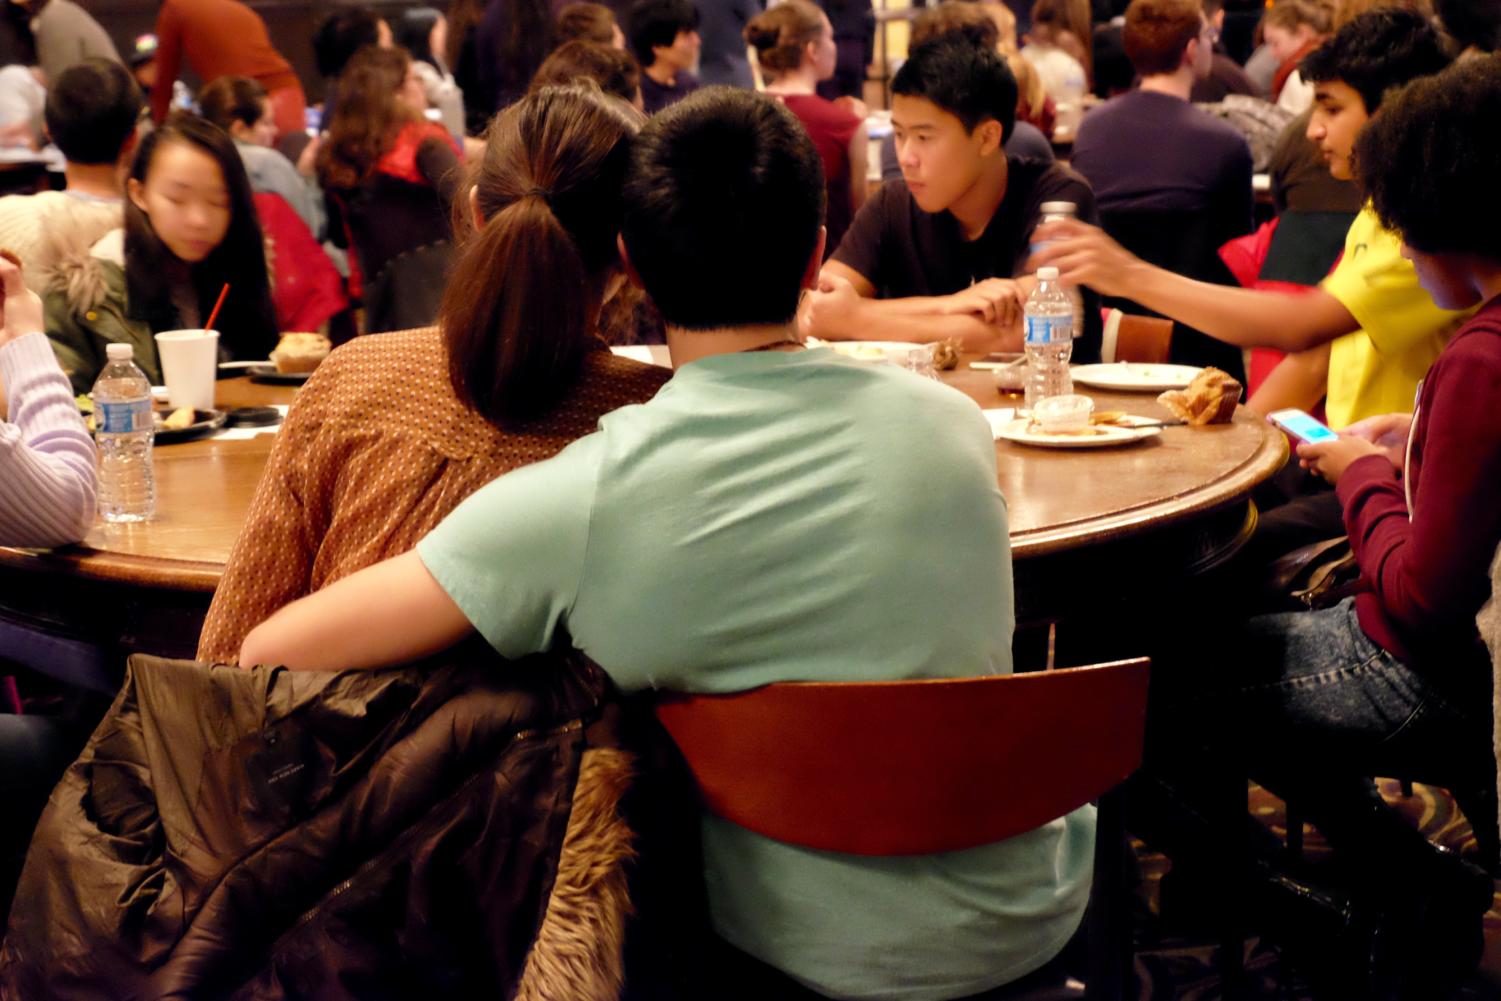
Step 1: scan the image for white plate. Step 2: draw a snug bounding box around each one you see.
[809,339,924,364]
[995,416,1163,449]
[1071,363,1202,392]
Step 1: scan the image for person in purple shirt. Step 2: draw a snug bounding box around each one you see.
[627,0,701,114]
[1069,0,1252,377]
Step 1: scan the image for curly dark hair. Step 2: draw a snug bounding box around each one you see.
[1357,57,1501,257]
[1300,8,1449,114]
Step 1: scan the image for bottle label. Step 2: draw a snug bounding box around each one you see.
[97,398,151,434]
[1025,314,1073,346]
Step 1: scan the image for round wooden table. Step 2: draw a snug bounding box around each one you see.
[0,377,297,661]
[0,362,1287,663]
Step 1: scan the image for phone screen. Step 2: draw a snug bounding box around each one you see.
[1270,409,1339,444]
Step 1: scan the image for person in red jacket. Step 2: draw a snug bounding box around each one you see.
[1142,56,1501,1000]
[149,0,306,138]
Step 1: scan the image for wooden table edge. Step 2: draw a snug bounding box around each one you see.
[1009,417,1289,558]
[0,545,222,592]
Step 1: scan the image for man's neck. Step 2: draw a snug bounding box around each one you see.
[666,323,801,368]
[63,162,122,200]
[1138,68,1194,100]
[644,61,679,87]
[947,155,1008,242]
[1470,258,1501,305]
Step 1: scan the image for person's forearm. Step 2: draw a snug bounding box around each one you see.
[0,333,96,547]
[844,298,1020,351]
[239,550,475,671]
[1246,343,1329,417]
[1123,267,1352,352]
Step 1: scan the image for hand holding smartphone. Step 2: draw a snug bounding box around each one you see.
[1268,408,1339,444]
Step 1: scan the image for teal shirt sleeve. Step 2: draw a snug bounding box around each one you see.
[415,436,602,658]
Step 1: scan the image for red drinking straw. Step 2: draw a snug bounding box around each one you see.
[204,282,230,332]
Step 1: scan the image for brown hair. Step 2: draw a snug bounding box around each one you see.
[912,2,1001,51]
[745,0,825,76]
[533,40,641,105]
[1124,0,1204,75]
[197,75,269,134]
[556,2,617,45]
[441,84,640,424]
[1263,0,1334,35]
[317,45,416,190]
[1030,0,1094,78]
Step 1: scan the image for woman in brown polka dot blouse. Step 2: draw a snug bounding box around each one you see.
[197,85,671,664]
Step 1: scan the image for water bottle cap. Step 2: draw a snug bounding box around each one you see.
[105,343,134,360]
[1036,266,1059,281]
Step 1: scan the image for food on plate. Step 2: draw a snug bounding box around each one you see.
[270,332,331,374]
[931,339,961,370]
[1157,367,1241,425]
[1090,410,1127,425]
[1031,393,1094,433]
[159,407,196,431]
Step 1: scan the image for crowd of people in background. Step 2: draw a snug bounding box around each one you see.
[2,0,1501,998]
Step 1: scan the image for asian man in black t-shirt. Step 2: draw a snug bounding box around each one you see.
[805,38,1102,358]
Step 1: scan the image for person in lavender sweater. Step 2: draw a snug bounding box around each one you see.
[0,252,95,925]
[0,255,96,548]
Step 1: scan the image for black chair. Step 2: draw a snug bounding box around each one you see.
[1099,207,1249,382]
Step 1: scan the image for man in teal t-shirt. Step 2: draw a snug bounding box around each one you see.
[242,88,1092,1001]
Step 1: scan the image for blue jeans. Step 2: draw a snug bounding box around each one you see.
[1134,599,1493,877]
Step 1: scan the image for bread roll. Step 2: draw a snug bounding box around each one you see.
[271,332,331,374]
[1158,367,1242,425]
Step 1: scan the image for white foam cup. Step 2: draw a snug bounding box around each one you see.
[154,329,219,411]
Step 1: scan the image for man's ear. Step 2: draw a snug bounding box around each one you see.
[617,233,646,290]
[801,226,828,290]
[975,118,1005,157]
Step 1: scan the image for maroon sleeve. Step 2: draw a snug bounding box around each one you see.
[1336,341,1501,635]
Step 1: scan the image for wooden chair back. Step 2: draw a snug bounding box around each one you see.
[654,658,1150,856]
[1101,309,1173,364]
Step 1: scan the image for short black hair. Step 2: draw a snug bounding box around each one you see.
[44,59,143,165]
[891,38,1018,138]
[1300,8,1450,114]
[313,8,383,78]
[1358,57,1501,258]
[626,0,699,66]
[1437,0,1501,54]
[621,87,824,330]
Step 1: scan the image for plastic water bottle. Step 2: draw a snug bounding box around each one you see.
[1024,266,1074,410]
[92,342,155,523]
[1032,201,1087,338]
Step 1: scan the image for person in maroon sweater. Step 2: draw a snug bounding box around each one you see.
[1138,57,1501,1000]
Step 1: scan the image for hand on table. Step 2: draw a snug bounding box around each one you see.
[0,256,42,347]
[941,278,1024,327]
[800,272,863,340]
[1338,412,1412,471]
[1026,217,1147,298]
[1296,435,1389,485]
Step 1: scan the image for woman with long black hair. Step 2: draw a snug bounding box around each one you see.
[44,112,277,392]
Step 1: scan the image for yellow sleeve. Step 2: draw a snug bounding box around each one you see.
[1320,207,1466,356]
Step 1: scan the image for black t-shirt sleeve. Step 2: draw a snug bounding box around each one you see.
[830,179,901,285]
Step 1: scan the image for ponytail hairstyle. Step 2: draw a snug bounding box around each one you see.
[441,84,641,424]
[124,112,277,361]
[318,45,416,191]
[745,0,826,78]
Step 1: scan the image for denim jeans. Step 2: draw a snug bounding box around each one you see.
[1133,598,1494,878]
